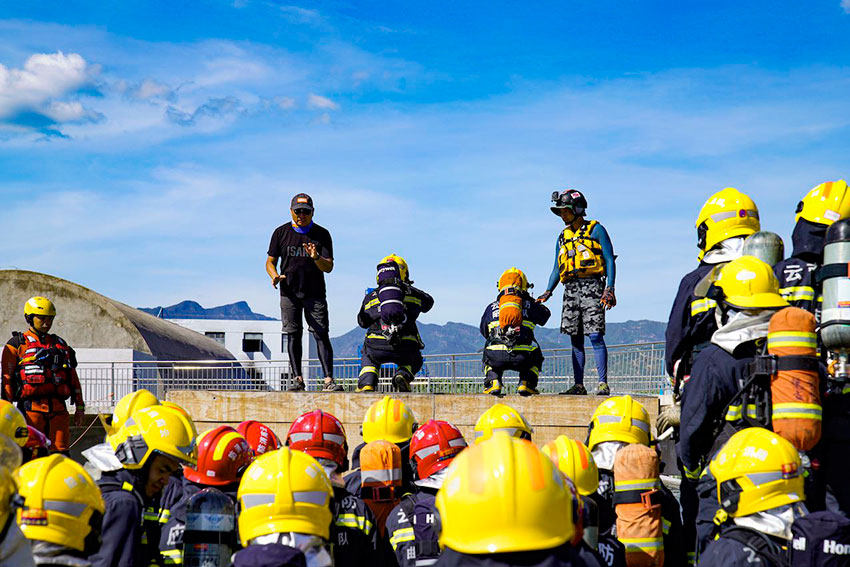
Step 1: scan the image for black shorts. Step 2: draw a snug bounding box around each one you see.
[280,295,330,336]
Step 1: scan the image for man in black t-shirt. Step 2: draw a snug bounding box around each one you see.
[266,193,342,391]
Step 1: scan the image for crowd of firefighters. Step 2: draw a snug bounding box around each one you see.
[0,179,850,566]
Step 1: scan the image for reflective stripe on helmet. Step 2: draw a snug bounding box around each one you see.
[292,491,329,505]
[43,500,88,517]
[241,493,276,508]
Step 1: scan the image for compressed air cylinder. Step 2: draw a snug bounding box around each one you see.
[183,487,236,567]
[820,219,850,356]
[742,231,785,267]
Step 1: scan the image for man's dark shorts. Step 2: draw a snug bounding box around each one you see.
[280,295,330,336]
[561,277,606,335]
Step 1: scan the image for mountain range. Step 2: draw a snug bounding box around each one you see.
[139,301,666,356]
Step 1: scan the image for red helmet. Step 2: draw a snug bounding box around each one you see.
[184,426,253,486]
[409,419,467,480]
[236,420,282,456]
[286,410,348,471]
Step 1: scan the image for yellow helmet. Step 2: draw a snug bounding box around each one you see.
[710,256,789,310]
[588,395,651,450]
[496,268,528,292]
[436,435,574,554]
[378,254,410,283]
[473,403,533,444]
[113,405,197,469]
[709,428,804,519]
[795,180,850,226]
[0,401,29,448]
[362,396,416,444]
[696,188,760,255]
[237,447,333,544]
[23,296,56,318]
[15,454,105,552]
[0,465,17,537]
[541,436,599,496]
[102,389,160,443]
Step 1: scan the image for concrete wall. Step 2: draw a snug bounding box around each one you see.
[168,390,660,449]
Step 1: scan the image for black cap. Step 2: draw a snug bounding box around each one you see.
[290,193,314,211]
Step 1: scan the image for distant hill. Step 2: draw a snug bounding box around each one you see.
[138,300,276,321]
[331,319,665,357]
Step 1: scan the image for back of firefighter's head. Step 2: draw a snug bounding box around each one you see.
[237,420,282,456]
[473,403,533,444]
[184,426,253,487]
[542,436,599,497]
[103,389,160,443]
[695,188,760,259]
[362,396,417,444]
[496,267,529,293]
[286,409,348,476]
[709,428,804,522]
[378,253,410,283]
[410,420,467,481]
[588,395,651,451]
[15,454,105,555]
[796,180,850,227]
[237,447,333,545]
[0,400,29,448]
[706,255,789,323]
[24,296,56,333]
[112,405,197,496]
[435,434,574,554]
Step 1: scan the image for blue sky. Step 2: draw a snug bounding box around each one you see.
[1,2,849,336]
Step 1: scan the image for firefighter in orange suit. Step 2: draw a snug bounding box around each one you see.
[1,297,85,455]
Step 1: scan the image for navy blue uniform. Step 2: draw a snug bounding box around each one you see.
[357,286,434,390]
[678,341,761,556]
[664,262,716,383]
[386,491,442,567]
[435,544,590,567]
[479,296,550,389]
[232,544,307,567]
[331,485,379,567]
[698,527,785,567]
[774,257,820,317]
[822,385,850,515]
[89,469,156,567]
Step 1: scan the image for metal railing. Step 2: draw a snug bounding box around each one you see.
[76,342,668,412]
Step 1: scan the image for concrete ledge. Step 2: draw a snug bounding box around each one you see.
[167,391,660,448]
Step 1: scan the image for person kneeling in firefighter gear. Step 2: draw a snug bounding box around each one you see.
[357,254,434,393]
[158,426,252,565]
[677,256,791,558]
[286,410,378,567]
[234,447,334,567]
[345,396,418,498]
[15,454,104,567]
[587,395,685,567]
[434,434,590,567]
[0,435,35,567]
[385,419,467,567]
[1,297,85,455]
[480,268,551,396]
[86,405,197,567]
[697,428,807,566]
[663,187,761,567]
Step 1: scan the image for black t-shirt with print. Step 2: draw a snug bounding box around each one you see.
[267,222,333,299]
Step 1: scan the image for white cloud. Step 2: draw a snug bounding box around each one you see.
[0,51,97,123]
[843,0,850,13]
[131,79,174,101]
[307,93,339,110]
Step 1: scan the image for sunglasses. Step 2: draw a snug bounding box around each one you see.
[293,209,312,216]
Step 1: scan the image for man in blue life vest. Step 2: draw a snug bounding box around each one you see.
[538,189,616,396]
